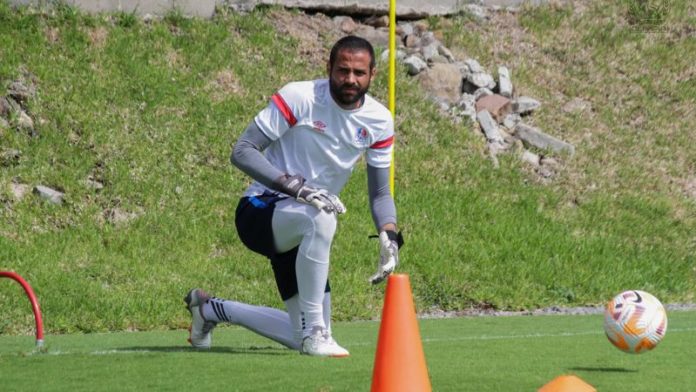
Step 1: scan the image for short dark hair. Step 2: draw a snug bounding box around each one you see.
[329,36,375,70]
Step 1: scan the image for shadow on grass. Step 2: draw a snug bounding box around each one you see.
[569,366,638,373]
[116,345,295,356]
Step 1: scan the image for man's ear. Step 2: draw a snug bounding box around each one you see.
[370,66,377,81]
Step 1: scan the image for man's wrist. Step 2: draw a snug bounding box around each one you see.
[383,229,404,248]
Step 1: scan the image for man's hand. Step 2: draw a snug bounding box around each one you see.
[369,230,402,285]
[274,174,346,215]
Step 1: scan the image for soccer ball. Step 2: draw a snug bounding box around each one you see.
[604,290,668,354]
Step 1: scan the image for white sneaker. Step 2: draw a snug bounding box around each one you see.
[301,327,350,358]
[184,288,218,349]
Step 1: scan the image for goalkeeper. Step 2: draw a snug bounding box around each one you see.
[185,36,402,357]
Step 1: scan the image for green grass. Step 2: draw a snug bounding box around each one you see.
[0,0,695,336]
[1,311,695,391]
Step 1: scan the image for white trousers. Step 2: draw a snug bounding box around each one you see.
[203,198,337,349]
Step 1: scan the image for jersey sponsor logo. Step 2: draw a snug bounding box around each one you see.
[312,120,327,133]
[355,127,369,145]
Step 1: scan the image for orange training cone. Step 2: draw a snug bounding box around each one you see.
[538,375,596,392]
[371,274,432,392]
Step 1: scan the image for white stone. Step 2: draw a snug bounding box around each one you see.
[497,66,513,98]
[520,150,540,166]
[464,58,483,73]
[513,96,542,114]
[34,185,64,205]
[476,110,504,144]
[468,72,495,89]
[502,113,522,129]
[514,123,575,155]
[404,55,428,75]
[473,87,494,101]
[437,45,455,62]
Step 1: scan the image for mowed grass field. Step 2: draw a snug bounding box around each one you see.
[1,310,695,391]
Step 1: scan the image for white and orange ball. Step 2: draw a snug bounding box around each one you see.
[604,290,668,354]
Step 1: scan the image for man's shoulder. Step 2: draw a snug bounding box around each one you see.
[280,79,326,96]
[362,95,393,122]
[278,79,327,106]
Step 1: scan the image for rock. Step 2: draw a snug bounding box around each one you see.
[463,4,489,21]
[10,182,31,201]
[34,185,64,205]
[540,156,560,167]
[418,63,463,105]
[464,58,483,73]
[403,55,428,75]
[473,87,494,101]
[333,16,358,34]
[354,25,389,48]
[8,80,36,104]
[437,45,455,63]
[0,149,21,166]
[420,31,437,46]
[397,22,414,36]
[364,15,389,28]
[17,110,34,130]
[1,97,21,117]
[512,96,541,114]
[380,49,406,63]
[475,94,511,123]
[467,72,496,90]
[413,20,429,34]
[562,97,592,114]
[476,110,504,144]
[105,207,138,226]
[85,176,104,190]
[0,97,13,117]
[455,61,471,78]
[502,113,522,130]
[514,123,575,155]
[456,93,477,122]
[421,42,439,63]
[403,34,420,48]
[520,150,540,166]
[428,55,450,65]
[497,66,513,98]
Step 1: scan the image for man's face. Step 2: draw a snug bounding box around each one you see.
[327,49,376,109]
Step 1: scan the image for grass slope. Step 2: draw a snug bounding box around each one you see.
[0,0,694,334]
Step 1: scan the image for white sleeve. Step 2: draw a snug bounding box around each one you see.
[366,116,394,168]
[254,87,299,141]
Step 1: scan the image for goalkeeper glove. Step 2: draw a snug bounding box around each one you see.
[274,174,346,215]
[369,230,404,284]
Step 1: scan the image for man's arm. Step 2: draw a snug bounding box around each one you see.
[367,164,397,231]
[230,120,284,189]
[367,164,403,284]
[231,121,346,214]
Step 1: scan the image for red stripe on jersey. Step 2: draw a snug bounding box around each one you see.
[370,135,394,149]
[271,93,297,126]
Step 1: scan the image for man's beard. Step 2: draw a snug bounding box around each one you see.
[329,78,369,107]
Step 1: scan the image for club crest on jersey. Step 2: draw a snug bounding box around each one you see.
[312,120,326,133]
[355,127,369,145]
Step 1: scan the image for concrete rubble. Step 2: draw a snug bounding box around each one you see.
[368,10,575,180]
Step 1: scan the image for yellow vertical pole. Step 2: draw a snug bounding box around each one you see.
[388,0,396,195]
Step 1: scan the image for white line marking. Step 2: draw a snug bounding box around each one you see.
[3,328,696,356]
